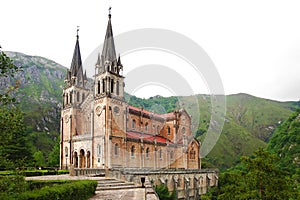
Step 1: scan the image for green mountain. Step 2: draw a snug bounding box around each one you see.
[5,51,66,132]
[204,94,298,169]
[1,51,298,169]
[2,51,67,161]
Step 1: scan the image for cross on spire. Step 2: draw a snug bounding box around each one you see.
[109,6,112,18]
[76,26,80,39]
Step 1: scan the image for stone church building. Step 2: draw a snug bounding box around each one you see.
[60,12,201,171]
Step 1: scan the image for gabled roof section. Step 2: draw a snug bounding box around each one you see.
[128,105,177,121]
[101,13,117,63]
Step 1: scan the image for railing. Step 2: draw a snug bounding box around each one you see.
[74,168,105,176]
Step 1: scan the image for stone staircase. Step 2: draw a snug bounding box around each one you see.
[90,178,146,200]
[95,178,137,191]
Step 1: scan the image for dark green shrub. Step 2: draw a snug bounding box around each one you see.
[0,175,28,199]
[57,169,69,175]
[18,180,97,200]
[155,184,176,200]
[26,180,72,190]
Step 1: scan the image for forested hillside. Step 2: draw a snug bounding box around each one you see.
[267,110,300,180]
[202,110,300,199]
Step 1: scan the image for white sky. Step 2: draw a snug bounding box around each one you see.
[2,0,300,101]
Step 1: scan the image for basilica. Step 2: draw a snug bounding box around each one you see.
[60,12,201,171]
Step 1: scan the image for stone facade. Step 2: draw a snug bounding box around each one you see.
[60,12,201,172]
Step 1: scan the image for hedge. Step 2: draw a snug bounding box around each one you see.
[26,180,72,190]
[0,170,69,177]
[18,180,97,200]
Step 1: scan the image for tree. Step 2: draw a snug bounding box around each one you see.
[33,151,45,167]
[217,149,298,200]
[0,48,20,105]
[154,184,176,200]
[48,142,60,167]
[0,49,32,168]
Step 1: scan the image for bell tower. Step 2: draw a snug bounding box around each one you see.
[93,9,127,169]
[60,28,89,169]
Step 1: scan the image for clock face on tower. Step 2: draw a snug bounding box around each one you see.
[96,106,102,116]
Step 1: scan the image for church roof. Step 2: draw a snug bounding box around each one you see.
[128,105,175,120]
[127,131,172,144]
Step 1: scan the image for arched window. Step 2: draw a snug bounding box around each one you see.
[146,147,149,159]
[170,151,174,160]
[82,93,85,101]
[132,119,136,129]
[157,125,160,134]
[69,92,72,104]
[97,144,101,156]
[190,148,196,159]
[167,126,171,135]
[159,149,162,160]
[102,79,105,93]
[131,146,135,157]
[116,81,119,95]
[97,80,101,94]
[145,122,149,132]
[65,147,68,157]
[114,143,119,156]
[111,79,114,93]
[182,127,186,135]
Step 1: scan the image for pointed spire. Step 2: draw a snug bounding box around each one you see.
[96,53,101,67]
[101,7,117,63]
[69,27,85,87]
[117,54,122,66]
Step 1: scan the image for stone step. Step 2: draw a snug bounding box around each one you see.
[97,182,135,188]
[97,180,125,185]
[95,178,138,191]
[95,184,139,191]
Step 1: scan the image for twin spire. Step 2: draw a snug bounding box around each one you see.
[66,7,121,88]
[66,26,86,87]
[96,8,122,74]
[101,9,117,64]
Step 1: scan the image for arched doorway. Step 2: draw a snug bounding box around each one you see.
[80,149,85,168]
[87,151,91,168]
[73,152,78,168]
